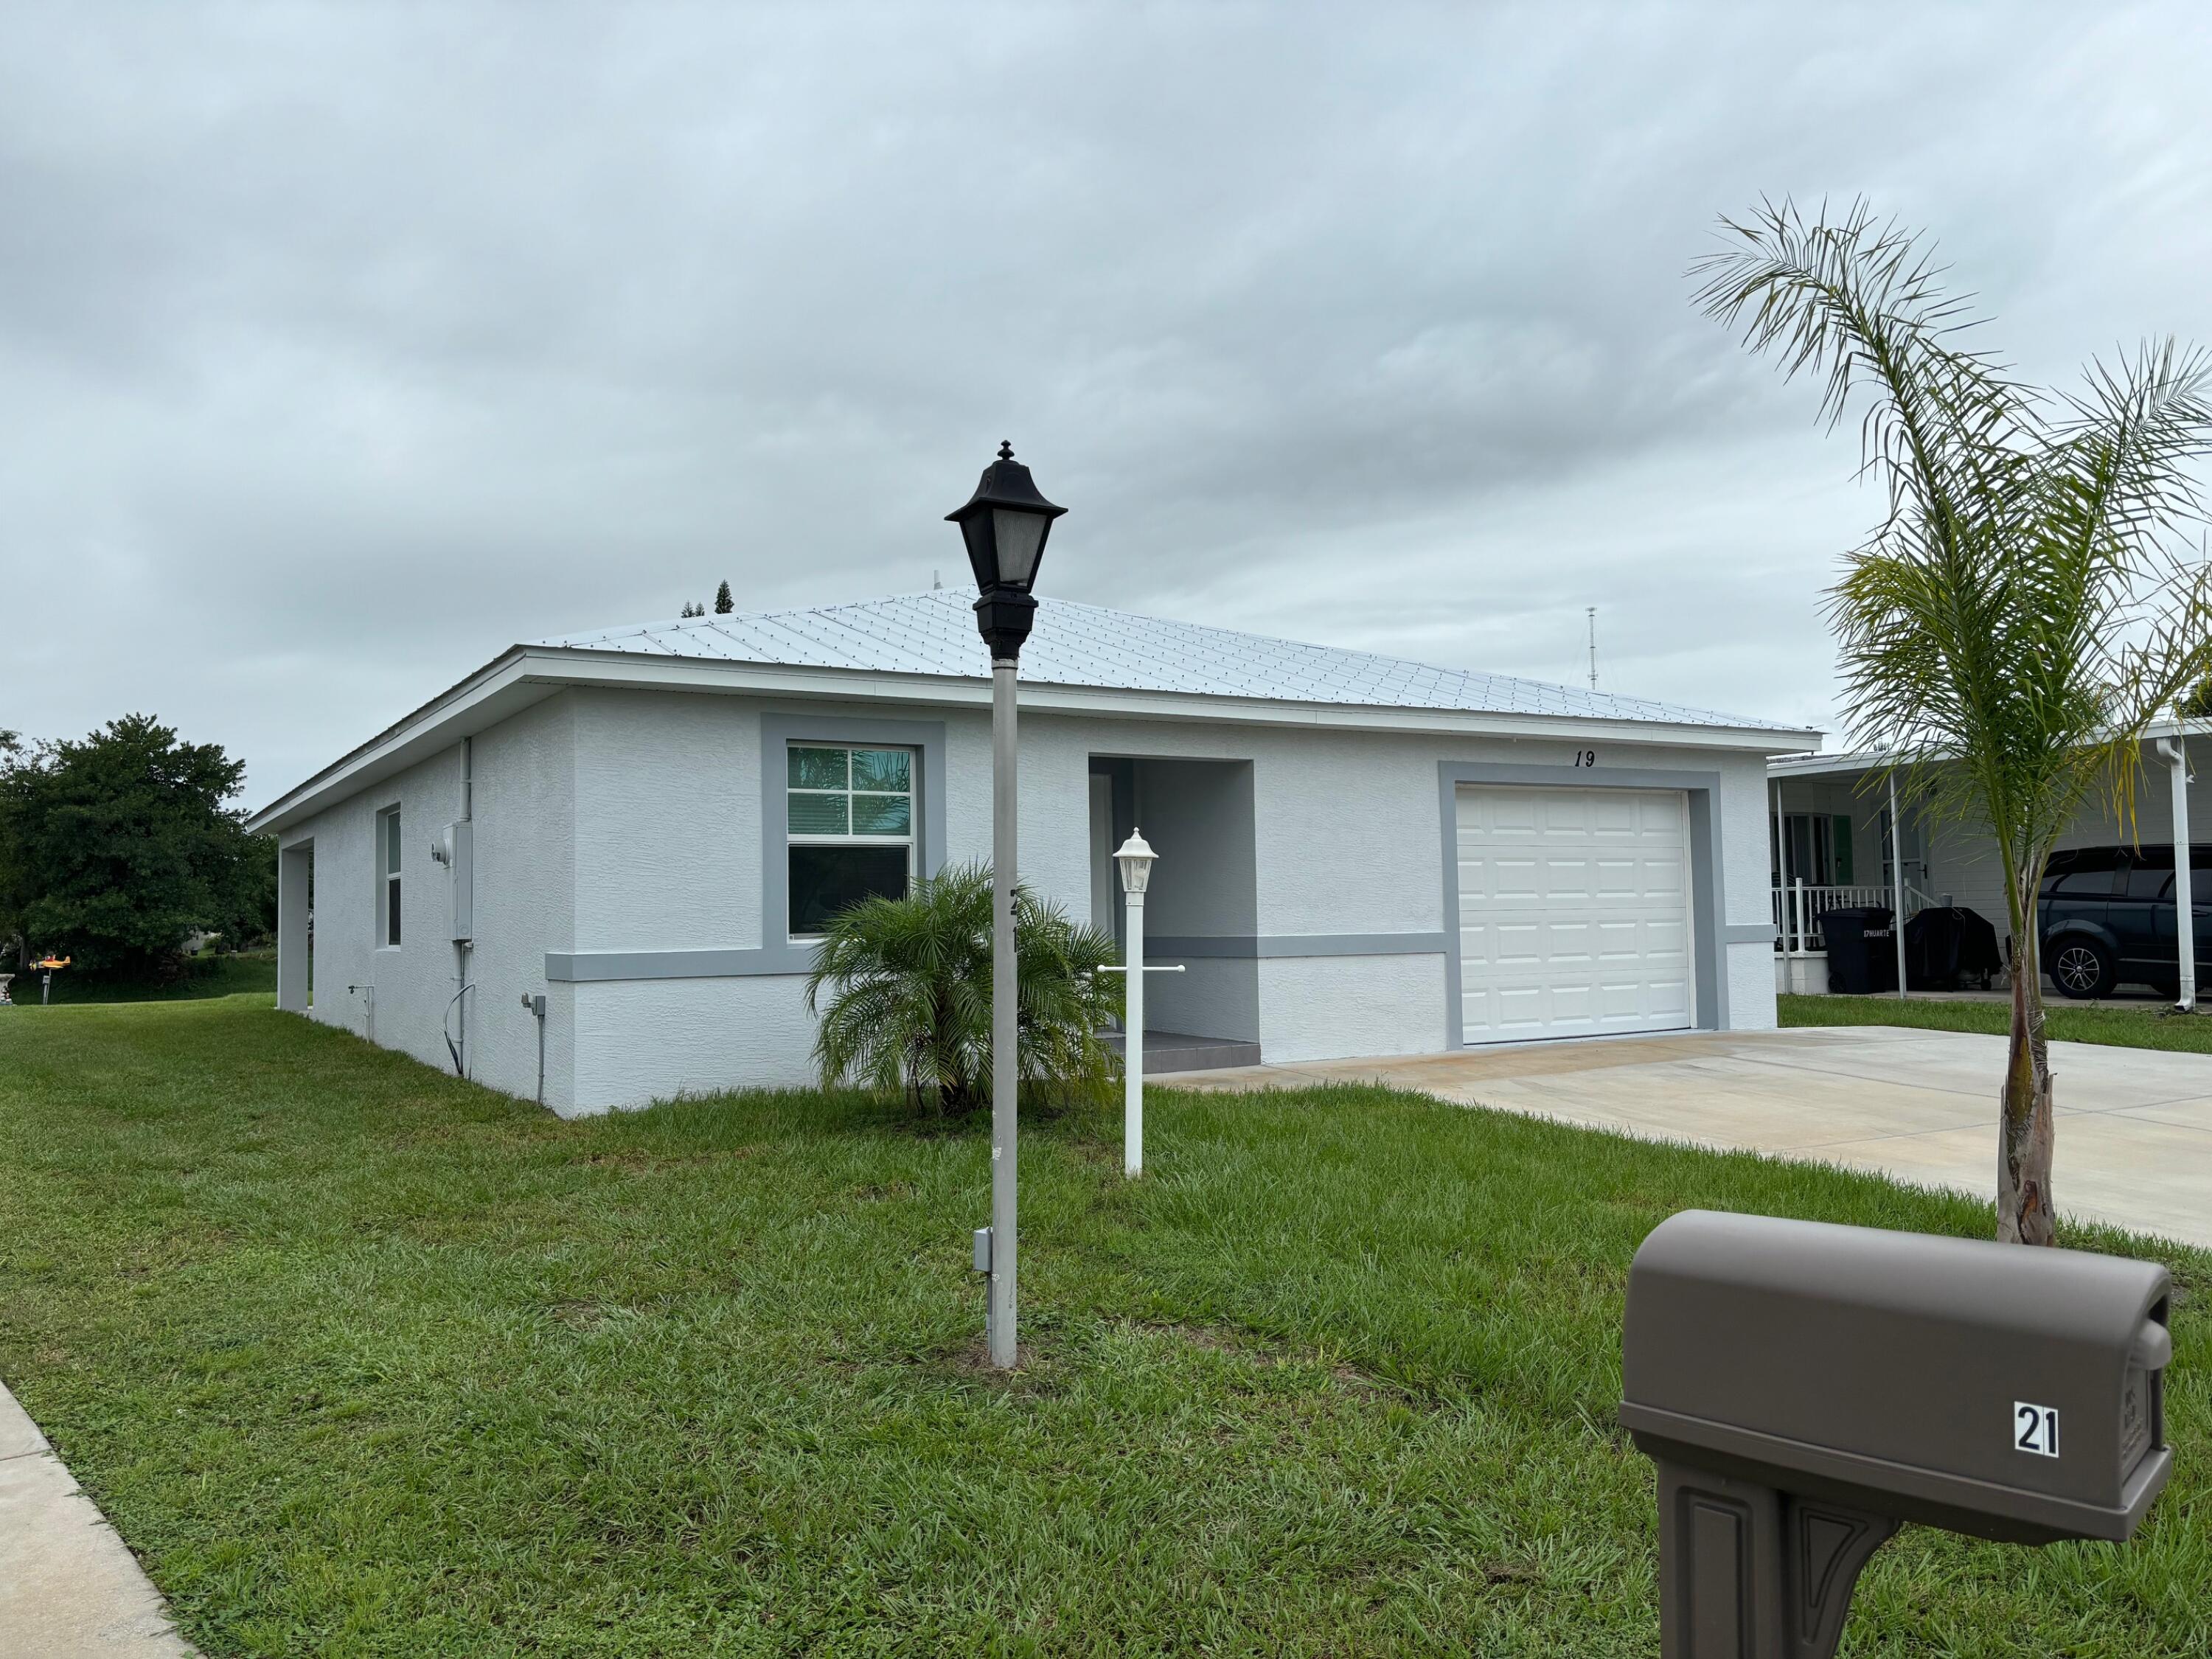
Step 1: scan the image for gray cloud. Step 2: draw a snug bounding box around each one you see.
[4,4,2209,803]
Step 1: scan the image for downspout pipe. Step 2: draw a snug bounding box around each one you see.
[2158,734,2195,1012]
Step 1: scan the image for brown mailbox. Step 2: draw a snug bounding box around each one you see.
[1621,1209,2173,1658]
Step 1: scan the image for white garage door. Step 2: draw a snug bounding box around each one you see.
[1455,785,1694,1043]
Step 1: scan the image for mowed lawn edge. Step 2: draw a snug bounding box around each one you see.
[1781,990,2212,1055]
[1,995,2206,1657]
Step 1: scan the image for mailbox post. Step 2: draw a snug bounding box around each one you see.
[1622,1211,2173,1658]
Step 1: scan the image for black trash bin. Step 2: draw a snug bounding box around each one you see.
[1820,906,1897,995]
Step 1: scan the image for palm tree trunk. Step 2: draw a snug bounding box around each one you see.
[1998,866,2057,1243]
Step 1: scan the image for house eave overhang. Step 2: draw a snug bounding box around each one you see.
[246,646,1825,835]
[1767,717,2202,786]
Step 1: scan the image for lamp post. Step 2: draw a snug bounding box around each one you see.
[1114,831,1157,1177]
[947,441,1066,1371]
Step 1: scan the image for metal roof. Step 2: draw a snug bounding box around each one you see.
[539,588,1797,731]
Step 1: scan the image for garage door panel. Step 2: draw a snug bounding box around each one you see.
[1543,795,1591,832]
[1546,919,1595,963]
[1550,983,1594,1020]
[1494,922,1542,966]
[1591,796,1639,835]
[1545,859,1593,900]
[1456,785,1694,1045]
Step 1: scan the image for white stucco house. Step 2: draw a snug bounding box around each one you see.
[246,590,1818,1116]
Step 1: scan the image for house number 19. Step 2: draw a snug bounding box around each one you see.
[1572,750,1597,768]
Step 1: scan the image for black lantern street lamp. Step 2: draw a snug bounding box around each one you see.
[947,441,1065,1371]
[948,440,1068,655]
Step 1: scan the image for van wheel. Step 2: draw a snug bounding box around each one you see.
[2049,940,2115,1000]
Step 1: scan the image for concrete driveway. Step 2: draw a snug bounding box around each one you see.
[1180,1026,2212,1248]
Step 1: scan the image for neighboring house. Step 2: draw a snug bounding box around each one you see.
[1768,722,2208,992]
[245,590,1817,1115]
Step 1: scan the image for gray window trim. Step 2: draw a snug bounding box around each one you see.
[1437,762,1730,1044]
[546,713,947,984]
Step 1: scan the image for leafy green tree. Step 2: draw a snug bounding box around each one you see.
[714,580,734,614]
[1697,201,2212,1243]
[804,861,1122,1113]
[0,714,269,981]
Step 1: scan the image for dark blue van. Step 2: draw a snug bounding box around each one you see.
[2039,844,2212,999]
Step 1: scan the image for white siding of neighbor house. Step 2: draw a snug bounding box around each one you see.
[293,685,1781,1115]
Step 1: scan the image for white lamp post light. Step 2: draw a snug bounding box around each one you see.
[947,441,1066,1371]
[1106,830,1183,1178]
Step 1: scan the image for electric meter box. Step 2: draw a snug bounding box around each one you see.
[437,821,473,943]
[1621,1209,2171,1545]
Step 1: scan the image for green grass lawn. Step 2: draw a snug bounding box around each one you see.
[10,950,278,1006]
[1781,991,2212,1055]
[1,996,2207,1656]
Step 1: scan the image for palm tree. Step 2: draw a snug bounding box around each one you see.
[804,861,1123,1114]
[1695,200,2212,1244]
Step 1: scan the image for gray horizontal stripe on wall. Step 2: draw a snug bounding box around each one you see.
[551,931,1449,982]
[1723,923,1779,945]
[1150,933,1449,960]
[546,946,815,983]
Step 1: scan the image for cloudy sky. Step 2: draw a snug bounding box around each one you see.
[5,4,2210,807]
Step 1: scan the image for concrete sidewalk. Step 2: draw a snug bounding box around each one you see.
[0,1382,193,1657]
[1180,1025,2212,1248]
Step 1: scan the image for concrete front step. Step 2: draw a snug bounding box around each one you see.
[1102,1028,1262,1074]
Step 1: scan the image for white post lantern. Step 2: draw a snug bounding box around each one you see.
[1114,830,1160,1176]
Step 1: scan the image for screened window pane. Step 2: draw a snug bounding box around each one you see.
[789,845,908,935]
[387,878,402,945]
[787,747,849,790]
[851,794,912,835]
[787,792,849,835]
[851,748,911,793]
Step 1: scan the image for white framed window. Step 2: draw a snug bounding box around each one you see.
[786,745,913,937]
[377,804,403,947]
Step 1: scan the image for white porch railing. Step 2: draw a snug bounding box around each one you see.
[1772,880,1937,953]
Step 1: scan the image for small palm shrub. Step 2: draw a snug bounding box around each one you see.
[804,861,1123,1113]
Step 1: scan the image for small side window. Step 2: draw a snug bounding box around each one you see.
[378,805,402,947]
